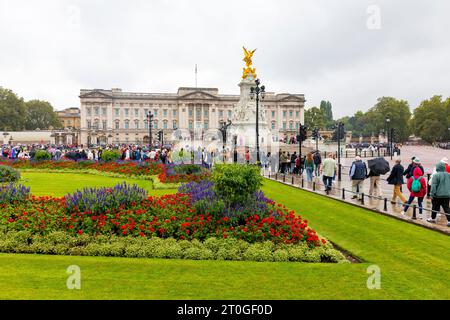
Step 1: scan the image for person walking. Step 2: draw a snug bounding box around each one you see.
[313,151,322,177]
[367,169,381,197]
[290,152,297,174]
[349,156,367,200]
[245,150,250,165]
[403,167,427,219]
[404,157,424,179]
[321,154,337,194]
[304,153,315,182]
[427,162,450,226]
[387,158,407,205]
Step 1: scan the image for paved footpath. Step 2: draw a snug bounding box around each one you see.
[263,148,450,234]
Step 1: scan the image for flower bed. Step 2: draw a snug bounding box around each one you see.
[0,159,209,184]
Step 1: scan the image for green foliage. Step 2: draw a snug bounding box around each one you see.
[211,164,262,206]
[304,106,326,130]
[174,164,202,175]
[100,150,121,162]
[411,95,450,143]
[0,87,27,131]
[320,100,334,129]
[0,165,20,183]
[0,231,346,263]
[33,150,52,161]
[24,100,61,130]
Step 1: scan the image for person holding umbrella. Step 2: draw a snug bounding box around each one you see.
[367,157,390,197]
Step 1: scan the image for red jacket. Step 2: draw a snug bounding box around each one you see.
[407,167,427,198]
[446,163,450,174]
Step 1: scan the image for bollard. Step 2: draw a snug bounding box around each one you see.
[361,193,365,205]
[342,188,345,200]
[384,198,388,211]
[291,175,294,185]
[313,182,316,191]
[346,150,348,158]
[268,172,271,179]
[426,174,431,197]
[283,174,286,183]
[275,173,278,181]
[412,205,417,220]
[301,178,304,188]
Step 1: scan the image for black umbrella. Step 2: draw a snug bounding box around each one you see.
[368,157,390,175]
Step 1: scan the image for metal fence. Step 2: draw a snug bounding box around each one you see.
[262,169,450,224]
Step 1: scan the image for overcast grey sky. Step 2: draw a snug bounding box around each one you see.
[1,0,449,118]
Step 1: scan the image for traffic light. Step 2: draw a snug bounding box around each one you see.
[332,123,345,141]
[312,128,320,140]
[297,125,308,142]
[158,130,163,142]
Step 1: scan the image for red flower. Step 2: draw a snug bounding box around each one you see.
[77,230,83,235]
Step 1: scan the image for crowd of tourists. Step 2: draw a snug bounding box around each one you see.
[275,148,450,227]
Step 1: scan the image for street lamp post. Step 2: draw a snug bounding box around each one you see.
[385,118,391,158]
[147,111,154,150]
[218,119,232,163]
[333,122,344,181]
[250,78,265,165]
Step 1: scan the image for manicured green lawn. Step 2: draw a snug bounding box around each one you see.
[19,172,177,197]
[0,177,448,299]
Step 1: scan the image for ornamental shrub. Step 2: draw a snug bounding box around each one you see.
[101,150,121,162]
[211,164,262,207]
[174,164,202,175]
[0,165,20,183]
[34,150,52,161]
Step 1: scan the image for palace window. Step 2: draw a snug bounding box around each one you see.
[115,108,120,117]
[189,121,193,130]
[228,110,232,118]
[196,108,202,121]
[204,109,209,118]
[102,121,107,130]
[219,110,223,118]
[173,120,177,129]
[154,109,158,117]
[154,121,158,129]
[135,109,139,117]
[145,121,149,130]
[289,110,293,117]
[204,121,209,130]
[271,121,276,130]
[289,122,293,130]
[87,120,91,129]
[283,122,286,130]
[163,121,168,129]
[189,108,193,117]
[102,107,107,116]
[271,111,275,118]
[135,121,139,130]
[283,111,287,118]
[125,108,129,117]
[87,108,91,116]
[94,107,99,116]
[115,121,119,130]
[173,110,177,117]
[124,120,129,130]
[163,109,168,117]
[296,111,299,117]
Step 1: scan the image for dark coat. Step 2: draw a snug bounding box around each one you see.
[387,164,404,185]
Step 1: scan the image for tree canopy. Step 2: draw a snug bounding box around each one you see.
[0,87,60,131]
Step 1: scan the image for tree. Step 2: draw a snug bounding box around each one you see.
[320,100,333,128]
[304,107,326,129]
[411,95,450,143]
[24,100,62,130]
[364,97,412,141]
[0,87,27,131]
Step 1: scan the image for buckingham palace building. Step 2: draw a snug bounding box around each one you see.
[79,87,305,146]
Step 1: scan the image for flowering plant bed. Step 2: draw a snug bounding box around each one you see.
[0,160,209,184]
[0,180,346,262]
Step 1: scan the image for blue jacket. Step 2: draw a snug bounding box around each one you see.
[350,160,367,180]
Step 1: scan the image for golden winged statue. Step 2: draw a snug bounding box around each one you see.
[242,46,257,79]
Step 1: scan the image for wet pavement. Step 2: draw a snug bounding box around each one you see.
[263,146,450,235]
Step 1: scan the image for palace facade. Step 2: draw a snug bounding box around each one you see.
[79,87,305,146]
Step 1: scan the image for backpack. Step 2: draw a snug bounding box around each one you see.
[411,176,422,193]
